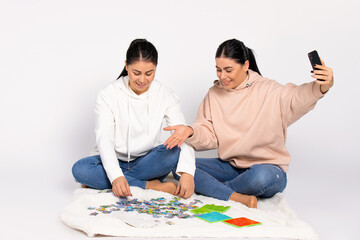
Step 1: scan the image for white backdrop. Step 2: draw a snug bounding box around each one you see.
[1,0,359,239]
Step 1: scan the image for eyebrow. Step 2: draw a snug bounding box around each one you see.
[216,66,233,70]
[132,69,155,73]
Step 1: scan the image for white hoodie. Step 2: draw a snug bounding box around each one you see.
[90,76,195,183]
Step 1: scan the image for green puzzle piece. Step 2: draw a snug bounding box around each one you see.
[190,204,231,214]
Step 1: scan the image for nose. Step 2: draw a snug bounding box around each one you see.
[139,75,145,83]
[220,71,226,80]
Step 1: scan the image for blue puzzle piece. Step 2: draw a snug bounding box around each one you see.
[196,212,232,223]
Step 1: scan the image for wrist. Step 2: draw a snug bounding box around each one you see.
[113,176,125,184]
[320,82,332,94]
[186,126,194,137]
[181,172,194,179]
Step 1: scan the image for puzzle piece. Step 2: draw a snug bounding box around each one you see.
[88,196,201,219]
[191,204,230,214]
[223,217,261,228]
[195,212,232,223]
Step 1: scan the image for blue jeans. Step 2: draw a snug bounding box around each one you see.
[193,158,287,201]
[72,145,180,189]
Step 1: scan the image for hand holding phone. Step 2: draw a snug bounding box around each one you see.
[308,50,324,81]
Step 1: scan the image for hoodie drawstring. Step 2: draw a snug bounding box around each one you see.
[125,76,151,169]
[127,95,131,169]
[147,94,150,135]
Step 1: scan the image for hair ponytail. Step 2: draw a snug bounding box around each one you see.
[246,47,261,76]
[215,39,261,76]
[117,39,158,79]
[118,66,128,78]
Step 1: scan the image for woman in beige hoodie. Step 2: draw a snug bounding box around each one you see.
[164,39,334,208]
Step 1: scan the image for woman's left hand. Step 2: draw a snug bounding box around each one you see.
[312,59,334,94]
[175,173,195,199]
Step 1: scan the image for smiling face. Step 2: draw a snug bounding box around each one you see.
[215,57,249,89]
[126,60,156,95]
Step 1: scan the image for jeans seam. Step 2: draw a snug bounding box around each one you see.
[142,180,147,189]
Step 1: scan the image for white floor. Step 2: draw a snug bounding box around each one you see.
[1,161,359,240]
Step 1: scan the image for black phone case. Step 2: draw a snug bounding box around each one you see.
[308,50,322,70]
[308,50,324,81]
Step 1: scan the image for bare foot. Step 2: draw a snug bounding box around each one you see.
[146,180,176,195]
[229,192,257,208]
[81,184,88,188]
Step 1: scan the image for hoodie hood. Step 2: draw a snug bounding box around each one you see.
[213,69,262,92]
[117,75,151,99]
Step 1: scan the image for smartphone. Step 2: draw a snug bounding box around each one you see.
[308,50,322,70]
[308,50,324,81]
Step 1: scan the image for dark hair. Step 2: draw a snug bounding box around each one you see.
[117,39,158,79]
[215,39,261,76]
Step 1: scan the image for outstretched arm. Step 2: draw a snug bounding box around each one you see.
[280,59,334,126]
[164,93,218,150]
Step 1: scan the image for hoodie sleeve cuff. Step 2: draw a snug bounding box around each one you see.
[186,125,199,146]
[108,168,125,184]
[175,167,196,177]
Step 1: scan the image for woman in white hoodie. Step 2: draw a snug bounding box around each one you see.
[72,39,195,198]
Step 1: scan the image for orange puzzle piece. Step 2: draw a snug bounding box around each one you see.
[223,217,261,228]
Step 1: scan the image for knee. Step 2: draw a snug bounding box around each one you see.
[161,145,181,165]
[72,159,86,182]
[72,156,99,183]
[249,164,286,190]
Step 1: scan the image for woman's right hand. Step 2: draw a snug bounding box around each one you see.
[112,176,132,197]
[163,125,194,149]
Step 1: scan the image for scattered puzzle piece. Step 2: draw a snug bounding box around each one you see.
[88,192,260,228]
[223,217,261,228]
[190,204,230,214]
[195,212,232,223]
[87,196,201,219]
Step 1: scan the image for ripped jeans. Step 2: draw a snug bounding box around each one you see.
[193,158,287,201]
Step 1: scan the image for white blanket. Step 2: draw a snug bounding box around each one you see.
[60,187,319,239]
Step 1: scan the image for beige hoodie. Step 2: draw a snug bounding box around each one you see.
[186,70,325,172]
